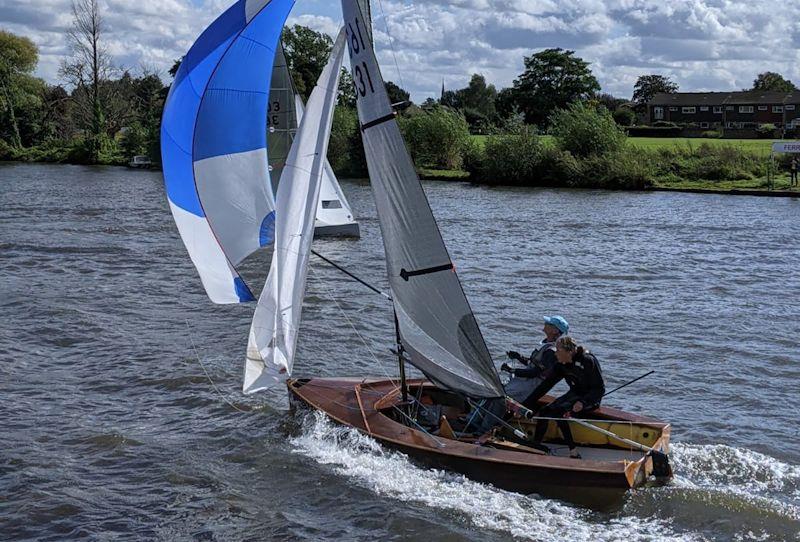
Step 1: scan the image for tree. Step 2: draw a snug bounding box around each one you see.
[509,48,599,127]
[281,25,333,100]
[168,58,182,79]
[60,0,116,163]
[752,72,796,92]
[385,81,410,106]
[337,67,356,107]
[595,92,627,112]
[0,30,38,148]
[632,75,678,110]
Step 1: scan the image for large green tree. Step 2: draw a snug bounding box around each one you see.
[752,72,796,92]
[0,30,38,148]
[632,74,678,110]
[281,25,333,100]
[509,48,599,127]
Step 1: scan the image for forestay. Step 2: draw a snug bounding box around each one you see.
[340,0,503,398]
[161,0,294,304]
[243,29,347,393]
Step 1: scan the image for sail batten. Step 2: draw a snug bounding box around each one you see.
[341,0,503,398]
[244,28,347,393]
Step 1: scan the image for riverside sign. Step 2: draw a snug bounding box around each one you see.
[771,141,800,153]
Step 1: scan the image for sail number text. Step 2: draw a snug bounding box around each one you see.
[347,17,375,97]
[266,100,281,127]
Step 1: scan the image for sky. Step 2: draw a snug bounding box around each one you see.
[2,0,799,102]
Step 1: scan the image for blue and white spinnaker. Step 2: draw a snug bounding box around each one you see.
[161,0,295,304]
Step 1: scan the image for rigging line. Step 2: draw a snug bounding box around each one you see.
[374,0,406,92]
[184,320,249,414]
[308,266,400,388]
[311,249,392,300]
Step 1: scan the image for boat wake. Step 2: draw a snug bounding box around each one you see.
[290,411,704,542]
[670,443,800,521]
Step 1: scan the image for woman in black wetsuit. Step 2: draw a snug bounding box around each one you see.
[525,336,605,458]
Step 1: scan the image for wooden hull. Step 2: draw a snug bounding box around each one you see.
[287,377,672,506]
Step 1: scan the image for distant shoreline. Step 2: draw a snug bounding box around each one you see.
[3,160,798,197]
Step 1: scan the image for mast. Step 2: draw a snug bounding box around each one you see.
[341,0,504,399]
[393,310,409,402]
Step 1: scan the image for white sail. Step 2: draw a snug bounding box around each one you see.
[243,28,347,394]
[341,0,503,398]
[294,97,359,234]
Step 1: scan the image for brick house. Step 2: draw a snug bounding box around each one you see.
[648,91,800,130]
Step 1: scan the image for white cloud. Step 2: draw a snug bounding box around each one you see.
[1,0,799,101]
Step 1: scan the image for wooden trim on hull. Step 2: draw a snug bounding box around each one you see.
[287,377,672,499]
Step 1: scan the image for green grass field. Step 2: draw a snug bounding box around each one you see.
[470,134,786,155]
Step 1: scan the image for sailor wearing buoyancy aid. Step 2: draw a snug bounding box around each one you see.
[501,315,569,403]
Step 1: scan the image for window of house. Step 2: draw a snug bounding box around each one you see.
[726,106,734,111]
[739,106,754,113]
[700,106,709,111]
[786,105,795,111]
[669,107,678,111]
[682,107,696,114]
[654,106,664,120]
[758,105,768,111]
[700,122,709,128]
[773,106,784,113]
[713,106,723,114]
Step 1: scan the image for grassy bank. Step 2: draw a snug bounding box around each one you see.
[472,135,784,155]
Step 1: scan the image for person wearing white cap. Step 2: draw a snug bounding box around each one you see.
[501,315,569,404]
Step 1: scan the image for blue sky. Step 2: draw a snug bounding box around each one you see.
[2,0,799,101]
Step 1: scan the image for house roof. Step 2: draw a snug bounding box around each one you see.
[649,91,800,106]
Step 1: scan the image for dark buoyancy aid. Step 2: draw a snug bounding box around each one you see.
[504,340,557,402]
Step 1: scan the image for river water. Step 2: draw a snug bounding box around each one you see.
[1,162,798,541]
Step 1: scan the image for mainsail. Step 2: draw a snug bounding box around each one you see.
[340,0,504,398]
[243,29,347,393]
[161,0,294,304]
[266,44,298,195]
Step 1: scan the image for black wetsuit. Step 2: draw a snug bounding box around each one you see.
[505,341,558,403]
[525,351,606,449]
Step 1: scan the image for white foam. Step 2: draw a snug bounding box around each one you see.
[670,443,800,521]
[291,412,704,542]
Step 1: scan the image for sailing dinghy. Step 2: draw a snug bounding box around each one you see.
[285,0,673,501]
[268,42,360,238]
[162,0,673,503]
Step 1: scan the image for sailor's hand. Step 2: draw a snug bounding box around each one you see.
[572,401,583,413]
[500,363,513,374]
[506,350,521,361]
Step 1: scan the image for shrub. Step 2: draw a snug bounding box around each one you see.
[641,143,768,182]
[472,126,541,184]
[571,152,654,189]
[755,123,777,138]
[612,108,636,127]
[550,102,627,158]
[652,120,679,128]
[700,130,722,138]
[398,107,470,170]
